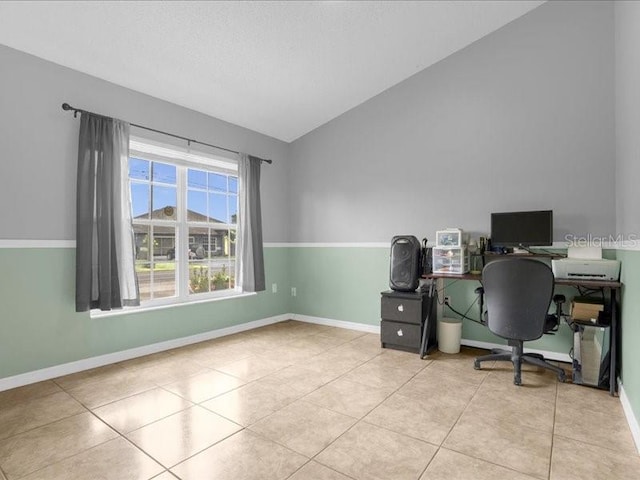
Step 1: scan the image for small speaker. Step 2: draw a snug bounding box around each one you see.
[389,235,421,291]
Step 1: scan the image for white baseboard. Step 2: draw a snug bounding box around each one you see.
[0,314,290,393]
[619,381,640,454]
[292,314,381,334]
[460,339,572,363]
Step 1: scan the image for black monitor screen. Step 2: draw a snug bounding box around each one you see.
[490,210,553,247]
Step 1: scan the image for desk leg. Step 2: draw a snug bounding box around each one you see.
[610,288,618,396]
[419,281,436,359]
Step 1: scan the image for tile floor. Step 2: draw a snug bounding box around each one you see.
[0,320,638,480]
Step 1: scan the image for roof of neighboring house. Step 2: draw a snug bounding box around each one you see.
[134,206,223,223]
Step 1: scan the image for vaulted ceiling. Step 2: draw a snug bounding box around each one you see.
[0,1,544,141]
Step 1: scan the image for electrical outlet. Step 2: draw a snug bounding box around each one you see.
[444,295,452,306]
[272,283,277,293]
[291,287,297,297]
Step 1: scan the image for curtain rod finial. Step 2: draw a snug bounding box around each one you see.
[61,103,72,111]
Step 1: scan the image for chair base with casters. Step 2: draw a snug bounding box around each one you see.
[474,340,567,386]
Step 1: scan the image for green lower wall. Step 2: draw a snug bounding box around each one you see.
[289,247,573,354]
[0,247,291,379]
[289,247,389,325]
[3,244,640,430]
[617,250,640,427]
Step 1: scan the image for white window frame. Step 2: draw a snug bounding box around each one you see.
[123,137,243,310]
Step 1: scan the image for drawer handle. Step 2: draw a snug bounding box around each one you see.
[397,329,404,337]
[397,304,404,312]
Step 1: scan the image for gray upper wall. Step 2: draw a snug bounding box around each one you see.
[615,1,640,239]
[289,1,615,243]
[0,44,290,242]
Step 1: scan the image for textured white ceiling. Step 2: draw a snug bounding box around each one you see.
[0,1,544,142]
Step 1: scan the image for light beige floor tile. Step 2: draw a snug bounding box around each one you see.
[364,392,467,446]
[298,355,363,383]
[261,345,313,364]
[215,355,292,381]
[323,343,380,363]
[177,344,252,369]
[464,388,555,433]
[162,369,245,403]
[284,334,349,354]
[249,400,356,457]
[65,368,157,408]
[443,413,552,479]
[171,430,306,480]
[0,468,6,480]
[259,364,331,396]
[342,361,416,389]
[150,472,178,480]
[0,412,117,480]
[201,381,300,426]
[550,435,640,480]
[93,387,191,433]
[116,351,175,371]
[367,349,431,374]
[477,366,558,403]
[554,401,637,454]
[316,422,437,480]
[426,353,491,386]
[54,363,127,391]
[304,378,395,419]
[316,327,367,341]
[420,447,539,480]
[397,368,478,404]
[556,382,624,416]
[288,461,352,480]
[19,437,162,480]
[0,391,85,441]
[0,381,62,409]
[127,405,241,468]
[135,359,210,386]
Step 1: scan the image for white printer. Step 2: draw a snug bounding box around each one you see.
[552,246,620,281]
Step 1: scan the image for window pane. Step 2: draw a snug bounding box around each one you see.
[208,173,227,192]
[188,226,210,260]
[134,226,151,302]
[152,186,177,220]
[188,227,210,294]
[229,195,238,225]
[187,190,207,221]
[229,177,238,194]
[152,226,176,299]
[209,228,233,291]
[188,169,207,189]
[129,158,149,180]
[208,193,227,223]
[152,162,176,185]
[131,183,149,219]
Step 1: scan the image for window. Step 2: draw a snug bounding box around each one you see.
[128,139,240,306]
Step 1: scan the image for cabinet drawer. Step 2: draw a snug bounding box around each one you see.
[381,320,422,349]
[381,296,422,324]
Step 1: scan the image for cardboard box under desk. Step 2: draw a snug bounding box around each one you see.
[571,297,604,322]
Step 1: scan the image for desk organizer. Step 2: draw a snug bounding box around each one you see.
[432,246,469,274]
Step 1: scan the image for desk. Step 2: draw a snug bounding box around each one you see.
[420,272,622,396]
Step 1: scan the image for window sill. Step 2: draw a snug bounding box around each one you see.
[90,291,256,318]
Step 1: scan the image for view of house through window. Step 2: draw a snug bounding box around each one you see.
[128,142,239,305]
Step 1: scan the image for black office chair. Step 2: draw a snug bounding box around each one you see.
[473,258,567,385]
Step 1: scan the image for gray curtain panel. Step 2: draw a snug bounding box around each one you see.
[238,153,265,292]
[75,113,139,311]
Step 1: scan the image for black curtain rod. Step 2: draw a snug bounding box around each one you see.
[61,103,272,164]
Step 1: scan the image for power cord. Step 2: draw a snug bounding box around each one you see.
[441,292,484,325]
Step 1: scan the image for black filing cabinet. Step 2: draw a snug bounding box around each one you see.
[380,289,437,354]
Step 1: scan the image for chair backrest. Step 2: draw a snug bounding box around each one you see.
[482,258,554,342]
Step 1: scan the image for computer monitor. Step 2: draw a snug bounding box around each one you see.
[490,210,553,248]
